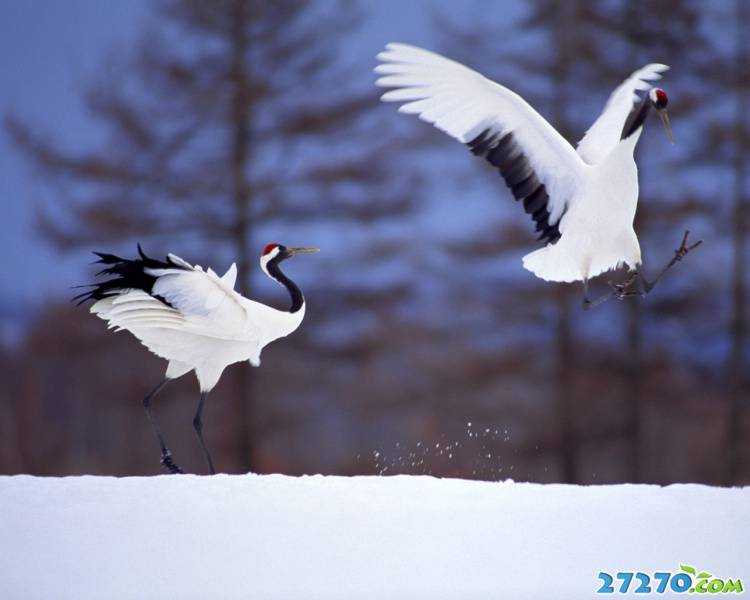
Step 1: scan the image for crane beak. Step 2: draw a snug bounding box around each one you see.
[658,109,674,144]
[286,246,320,256]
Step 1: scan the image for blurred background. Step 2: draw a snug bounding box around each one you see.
[1,0,747,485]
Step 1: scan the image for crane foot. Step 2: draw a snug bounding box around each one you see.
[675,230,703,260]
[160,450,184,474]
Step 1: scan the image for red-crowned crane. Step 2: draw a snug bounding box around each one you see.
[375,43,700,308]
[77,243,319,474]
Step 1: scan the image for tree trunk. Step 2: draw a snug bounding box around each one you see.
[555,286,576,482]
[624,300,642,482]
[623,7,643,484]
[551,1,577,484]
[229,0,255,472]
[726,0,749,485]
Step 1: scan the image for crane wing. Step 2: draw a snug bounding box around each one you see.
[375,43,586,244]
[144,258,249,339]
[82,249,254,342]
[91,291,187,333]
[576,63,669,164]
[91,290,258,368]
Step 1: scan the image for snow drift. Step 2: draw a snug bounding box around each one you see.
[1,474,747,599]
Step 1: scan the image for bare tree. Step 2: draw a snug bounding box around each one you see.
[670,1,750,485]
[6,0,419,472]
[432,0,708,483]
[582,0,705,482]
[727,0,749,485]
[435,0,603,483]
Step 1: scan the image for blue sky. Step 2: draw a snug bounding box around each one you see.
[0,0,495,309]
[1,1,150,304]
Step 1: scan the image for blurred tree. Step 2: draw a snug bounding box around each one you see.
[668,1,750,485]
[693,0,750,485]
[544,1,578,485]
[435,0,609,484]
[5,0,419,473]
[433,0,707,483]
[725,0,749,485]
[517,0,706,484]
[1,1,737,486]
[580,0,705,483]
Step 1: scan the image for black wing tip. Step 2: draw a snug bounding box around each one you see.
[77,244,185,308]
[466,128,564,247]
[92,251,117,265]
[72,288,100,305]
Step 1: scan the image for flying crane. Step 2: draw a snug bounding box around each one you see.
[375,43,700,308]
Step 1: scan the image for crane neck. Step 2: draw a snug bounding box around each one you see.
[266,258,305,313]
[621,95,651,141]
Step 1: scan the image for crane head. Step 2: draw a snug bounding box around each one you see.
[262,243,319,258]
[649,88,673,144]
[261,243,319,269]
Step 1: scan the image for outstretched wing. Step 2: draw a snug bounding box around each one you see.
[147,258,246,332]
[82,248,250,342]
[576,63,669,164]
[375,43,586,244]
[91,290,256,369]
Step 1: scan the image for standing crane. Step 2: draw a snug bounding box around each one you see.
[375,43,701,308]
[76,243,319,474]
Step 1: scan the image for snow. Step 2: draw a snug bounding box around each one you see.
[1,474,747,599]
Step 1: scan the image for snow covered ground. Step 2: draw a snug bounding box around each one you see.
[1,474,747,599]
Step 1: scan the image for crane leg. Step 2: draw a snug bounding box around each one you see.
[143,378,183,474]
[193,392,216,475]
[582,273,641,310]
[637,230,702,294]
[582,231,702,310]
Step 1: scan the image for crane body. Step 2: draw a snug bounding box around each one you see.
[375,43,699,307]
[77,243,318,474]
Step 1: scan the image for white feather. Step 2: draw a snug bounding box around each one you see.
[376,42,585,230]
[376,43,669,284]
[221,262,237,289]
[577,63,669,164]
[91,253,306,391]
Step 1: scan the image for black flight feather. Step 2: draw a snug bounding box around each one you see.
[467,129,563,245]
[74,245,189,307]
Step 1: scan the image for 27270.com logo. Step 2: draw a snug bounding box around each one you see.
[597,565,744,594]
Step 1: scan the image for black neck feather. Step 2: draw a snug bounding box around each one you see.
[267,258,304,313]
[621,95,651,141]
